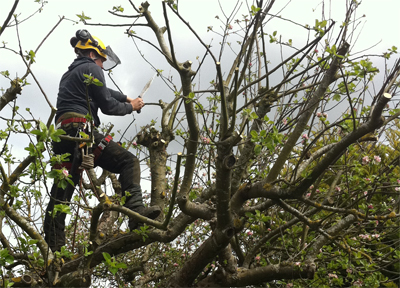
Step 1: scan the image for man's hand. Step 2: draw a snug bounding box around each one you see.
[129,97,145,111]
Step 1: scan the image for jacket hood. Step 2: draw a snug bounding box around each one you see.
[68,56,95,71]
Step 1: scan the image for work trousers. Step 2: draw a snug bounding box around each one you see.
[44,125,143,252]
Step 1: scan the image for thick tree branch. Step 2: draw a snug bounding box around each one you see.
[3,204,52,260]
[306,214,357,262]
[266,41,350,183]
[224,263,315,287]
[295,92,391,196]
[139,2,175,68]
[60,213,195,276]
[0,79,22,111]
[171,227,234,287]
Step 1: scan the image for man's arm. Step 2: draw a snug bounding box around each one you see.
[88,66,133,116]
[127,97,144,111]
[108,88,127,103]
[109,89,144,111]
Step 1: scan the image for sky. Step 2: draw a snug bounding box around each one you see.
[1,0,399,185]
[1,1,399,113]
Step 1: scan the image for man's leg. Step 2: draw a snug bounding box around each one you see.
[44,175,79,252]
[93,131,161,229]
[44,127,81,252]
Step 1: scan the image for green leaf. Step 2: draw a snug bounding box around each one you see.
[251,5,261,15]
[53,204,71,216]
[115,262,127,269]
[50,127,66,142]
[250,130,258,138]
[103,252,111,262]
[25,50,36,63]
[76,11,91,22]
[250,112,259,120]
[186,92,195,103]
[0,249,14,266]
[84,247,93,257]
[83,73,103,86]
[1,70,10,78]
[109,267,118,275]
[112,5,124,12]
[9,185,20,197]
[59,180,68,190]
[47,169,59,179]
[254,144,262,155]
[92,78,103,86]
[5,255,14,264]
[332,94,341,101]
[79,131,89,139]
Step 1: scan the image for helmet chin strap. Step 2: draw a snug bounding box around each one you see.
[88,50,101,61]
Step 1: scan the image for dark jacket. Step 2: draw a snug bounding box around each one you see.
[55,57,133,126]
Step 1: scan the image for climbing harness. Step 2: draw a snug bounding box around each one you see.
[52,115,115,173]
[53,116,92,172]
[55,117,87,130]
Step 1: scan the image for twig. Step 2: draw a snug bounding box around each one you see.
[228,67,239,135]
[0,0,19,37]
[35,16,65,54]
[166,2,218,63]
[339,66,356,131]
[216,62,228,137]
[15,17,56,114]
[162,2,178,68]
[162,152,182,228]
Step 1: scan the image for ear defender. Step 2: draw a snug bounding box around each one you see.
[70,37,79,48]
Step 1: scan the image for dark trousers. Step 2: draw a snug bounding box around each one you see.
[44,126,143,252]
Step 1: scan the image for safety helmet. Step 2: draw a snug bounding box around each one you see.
[71,29,121,70]
[75,35,108,59]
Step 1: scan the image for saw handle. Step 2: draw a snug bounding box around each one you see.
[137,96,142,114]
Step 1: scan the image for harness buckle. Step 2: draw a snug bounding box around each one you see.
[93,135,113,161]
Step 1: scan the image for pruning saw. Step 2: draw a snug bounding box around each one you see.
[137,72,157,114]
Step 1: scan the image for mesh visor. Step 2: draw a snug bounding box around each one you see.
[102,46,121,71]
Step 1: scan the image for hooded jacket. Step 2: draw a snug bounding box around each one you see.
[55,56,133,126]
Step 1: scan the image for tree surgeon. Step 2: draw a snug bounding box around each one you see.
[44,30,161,252]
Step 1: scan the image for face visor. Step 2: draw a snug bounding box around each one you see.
[100,45,121,71]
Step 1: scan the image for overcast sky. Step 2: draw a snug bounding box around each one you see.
[1,0,399,182]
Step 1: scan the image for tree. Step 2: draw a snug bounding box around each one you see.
[0,0,399,287]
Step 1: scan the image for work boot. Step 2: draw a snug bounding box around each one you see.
[128,205,161,231]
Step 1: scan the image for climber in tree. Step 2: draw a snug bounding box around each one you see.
[44,29,161,252]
